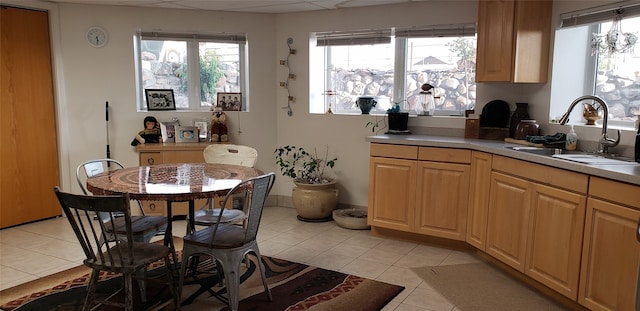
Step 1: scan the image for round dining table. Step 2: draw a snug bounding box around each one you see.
[86,162,263,260]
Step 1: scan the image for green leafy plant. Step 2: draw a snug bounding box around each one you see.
[274,145,337,184]
[364,102,403,133]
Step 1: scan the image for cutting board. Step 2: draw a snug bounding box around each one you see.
[504,137,544,148]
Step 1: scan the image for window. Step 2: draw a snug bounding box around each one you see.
[134,32,247,111]
[551,4,640,127]
[310,24,476,115]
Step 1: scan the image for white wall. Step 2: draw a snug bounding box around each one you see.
[5,0,637,209]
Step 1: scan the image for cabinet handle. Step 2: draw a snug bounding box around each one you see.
[147,158,155,165]
[149,203,156,211]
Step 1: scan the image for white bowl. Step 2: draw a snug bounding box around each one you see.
[333,208,370,230]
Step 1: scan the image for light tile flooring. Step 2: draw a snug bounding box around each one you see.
[2,206,498,310]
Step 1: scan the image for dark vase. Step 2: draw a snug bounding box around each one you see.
[509,102,531,138]
[387,112,410,134]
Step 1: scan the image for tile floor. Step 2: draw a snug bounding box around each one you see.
[2,206,497,310]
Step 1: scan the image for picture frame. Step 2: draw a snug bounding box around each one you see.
[193,119,210,142]
[175,126,199,143]
[160,121,179,143]
[216,92,242,111]
[145,89,176,111]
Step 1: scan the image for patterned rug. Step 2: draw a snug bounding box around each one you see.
[0,254,403,311]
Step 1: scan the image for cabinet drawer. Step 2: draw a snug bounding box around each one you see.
[370,143,418,160]
[140,152,162,165]
[589,177,640,209]
[492,156,588,194]
[419,147,470,164]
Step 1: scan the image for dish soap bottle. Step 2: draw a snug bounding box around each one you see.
[566,125,577,151]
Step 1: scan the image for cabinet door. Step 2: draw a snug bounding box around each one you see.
[476,0,515,82]
[415,161,469,240]
[486,172,530,272]
[368,157,416,232]
[467,152,492,249]
[525,184,586,300]
[579,198,640,311]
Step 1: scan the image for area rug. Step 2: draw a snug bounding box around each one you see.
[0,254,403,311]
[411,262,566,311]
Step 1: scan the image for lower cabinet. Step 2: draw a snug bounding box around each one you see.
[368,144,470,240]
[578,178,640,311]
[486,156,587,300]
[416,161,469,240]
[466,151,492,250]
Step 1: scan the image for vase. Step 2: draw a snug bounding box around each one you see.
[356,96,377,114]
[292,180,338,222]
[509,102,530,139]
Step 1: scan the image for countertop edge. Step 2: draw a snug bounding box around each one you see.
[366,135,640,186]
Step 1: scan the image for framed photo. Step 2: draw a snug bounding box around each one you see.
[145,89,176,111]
[217,92,242,111]
[160,121,179,142]
[193,119,210,142]
[175,126,198,143]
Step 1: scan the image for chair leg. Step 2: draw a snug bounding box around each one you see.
[178,247,191,307]
[218,255,241,311]
[83,269,100,311]
[124,273,134,311]
[136,269,147,303]
[253,248,272,301]
[164,256,180,310]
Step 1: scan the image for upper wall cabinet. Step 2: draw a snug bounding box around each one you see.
[476,0,552,83]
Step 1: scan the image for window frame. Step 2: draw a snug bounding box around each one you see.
[134,31,248,112]
[310,24,477,116]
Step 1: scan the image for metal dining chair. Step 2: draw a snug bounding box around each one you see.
[194,144,258,226]
[53,187,179,311]
[76,159,167,244]
[178,172,275,311]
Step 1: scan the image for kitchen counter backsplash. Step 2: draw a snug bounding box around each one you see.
[367,134,640,186]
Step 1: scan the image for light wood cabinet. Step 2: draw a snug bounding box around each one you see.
[415,148,470,240]
[486,171,531,271]
[476,0,552,82]
[488,156,588,299]
[578,178,640,311]
[466,151,492,250]
[136,142,216,216]
[368,144,470,240]
[368,144,417,232]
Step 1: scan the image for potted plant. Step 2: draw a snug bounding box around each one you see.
[365,102,410,134]
[274,145,338,221]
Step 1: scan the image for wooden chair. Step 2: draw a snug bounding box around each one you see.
[53,187,179,311]
[76,159,167,244]
[178,172,275,311]
[194,144,258,226]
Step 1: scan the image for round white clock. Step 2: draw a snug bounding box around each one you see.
[87,26,108,48]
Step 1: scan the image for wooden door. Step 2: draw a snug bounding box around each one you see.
[415,161,469,240]
[525,184,586,300]
[0,6,60,228]
[466,151,492,250]
[368,156,416,232]
[486,171,530,272]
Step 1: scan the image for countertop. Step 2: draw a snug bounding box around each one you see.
[366,134,640,186]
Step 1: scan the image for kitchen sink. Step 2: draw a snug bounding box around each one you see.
[507,146,636,165]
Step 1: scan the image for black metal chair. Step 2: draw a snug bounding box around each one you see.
[54,187,179,311]
[178,172,275,311]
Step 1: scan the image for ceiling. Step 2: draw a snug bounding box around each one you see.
[42,0,427,14]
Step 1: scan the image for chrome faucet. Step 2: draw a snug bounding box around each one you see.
[559,95,620,153]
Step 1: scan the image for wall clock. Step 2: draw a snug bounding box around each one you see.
[86,26,108,48]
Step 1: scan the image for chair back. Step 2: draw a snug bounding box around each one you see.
[211,172,275,245]
[54,187,135,268]
[203,144,258,167]
[76,159,125,195]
